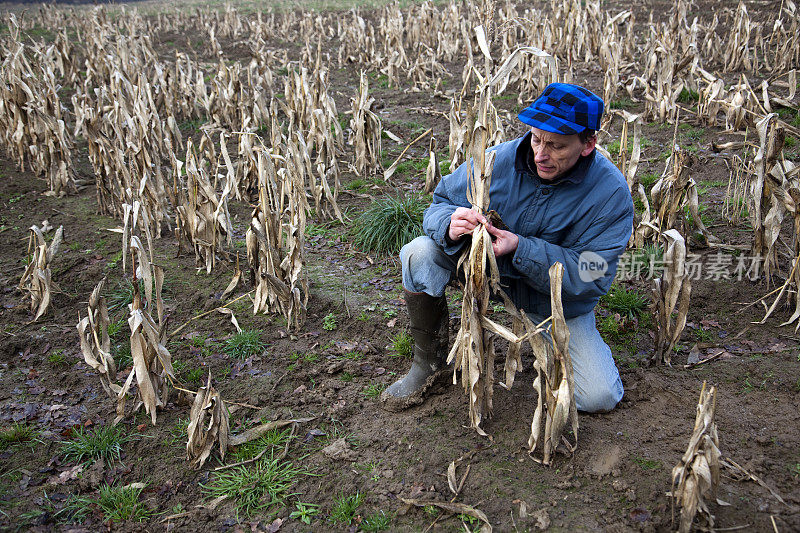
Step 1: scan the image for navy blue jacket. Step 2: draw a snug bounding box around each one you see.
[424,132,634,318]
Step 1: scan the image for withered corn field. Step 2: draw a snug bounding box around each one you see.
[0,0,799,531]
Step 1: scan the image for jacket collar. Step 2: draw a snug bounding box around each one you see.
[514,131,595,185]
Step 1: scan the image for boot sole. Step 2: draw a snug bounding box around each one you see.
[379,368,451,412]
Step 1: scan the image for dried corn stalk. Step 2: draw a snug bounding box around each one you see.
[349,71,382,176]
[247,142,309,330]
[651,229,691,366]
[175,137,233,274]
[447,27,555,436]
[671,382,721,533]
[115,203,174,425]
[18,224,63,321]
[748,113,785,281]
[187,373,230,469]
[645,146,717,246]
[527,263,578,466]
[77,279,119,399]
[610,111,650,247]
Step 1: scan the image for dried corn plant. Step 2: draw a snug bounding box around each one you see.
[115,202,175,425]
[18,224,63,321]
[349,71,382,177]
[610,111,650,247]
[447,26,561,437]
[748,113,786,282]
[77,279,119,399]
[175,137,233,274]
[650,229,691,366]
[247,142,309,330]
[671,382,721,533]
[645,145,717,246]
[187,373,230,469]
[527,263,579,466]
[424,138,442,194]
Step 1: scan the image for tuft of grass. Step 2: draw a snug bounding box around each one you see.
[113,341,133,370]
[96,483,152,522]
[108,279,138,311]
[329,492,364,525]
[224,329,265,359]
[361,510,393,531]
[362,383,386,399]
[202,453,306,517]
[230,428,292,462]
[633,456,661,470]
[339,371,354,382]
[47,349,69,367]
[59,425,132,465]
[609,97,634,110]
[601,284,648,319]
[353,194,426,255]
[388,331,413,358]
[677,88,699,103]
[0,423,39,450]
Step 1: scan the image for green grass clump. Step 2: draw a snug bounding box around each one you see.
[322,313,337,331]
[361,510,393,531]
[601,284,648,319]
[353,194,426,255]
[58,484,152,524]
[362,383,386,399]
[224,329,265,359]
[0,423,38,450]
[60,425,131,465]
[202,453,305,517]
[389,331,413,358]
[677,88,699,103]
[230,428,292,462]
[609,97,634,110]
[329,492,364,525]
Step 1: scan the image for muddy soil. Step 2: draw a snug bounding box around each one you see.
[0,1,799,532]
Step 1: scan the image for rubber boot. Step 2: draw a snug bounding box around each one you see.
[381,289,449,411]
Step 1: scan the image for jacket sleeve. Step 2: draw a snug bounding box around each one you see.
[510,187,633,301]
[422,159,473,256]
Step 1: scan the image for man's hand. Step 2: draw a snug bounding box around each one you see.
[486,223,519,257]
[448,207,487,241]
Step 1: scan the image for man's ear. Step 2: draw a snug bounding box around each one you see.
[580,136,597,157]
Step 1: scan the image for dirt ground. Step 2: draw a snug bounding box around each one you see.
[1,1,799,532]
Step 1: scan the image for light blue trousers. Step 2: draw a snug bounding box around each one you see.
[400,236,624,413]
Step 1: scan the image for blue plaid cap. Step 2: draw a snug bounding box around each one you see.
[518,83,604,135]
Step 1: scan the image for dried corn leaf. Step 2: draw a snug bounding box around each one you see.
[399,498,492,533]
[651,229,691,365]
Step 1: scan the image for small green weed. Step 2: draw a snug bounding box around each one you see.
[633,456,661,470]
[339,372,354,382]
[108,279,139,311]
[60,425,132,465]
[601,284,648,318]
[323,313,337,331]
[362,383,386,399]
[389,331,413,358]
[202,452,306,517]
[113,341,133,370]
[353,194,426,255]
[329,492,364,525]
[609,97,634,110]
[290,501,320,524]
[47,349,69,367]
[224,329,265,359]
[694,327,714,342]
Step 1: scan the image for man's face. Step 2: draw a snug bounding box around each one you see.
[529,127,596,180]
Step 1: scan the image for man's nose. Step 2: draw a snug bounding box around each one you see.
[535,147,550,161]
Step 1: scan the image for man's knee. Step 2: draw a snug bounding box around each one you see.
[575,378,623,413]
[401,236,440,272]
